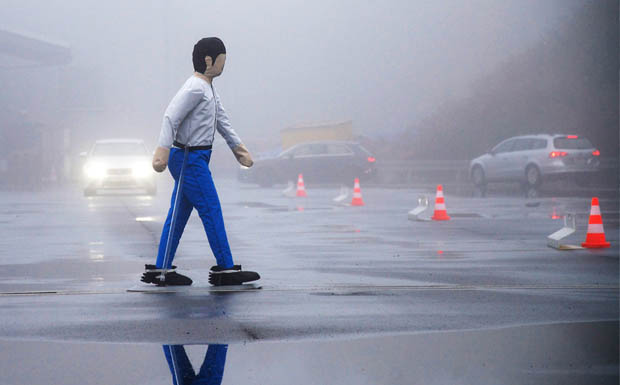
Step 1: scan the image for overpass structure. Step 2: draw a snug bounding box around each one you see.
[0,29,72,188]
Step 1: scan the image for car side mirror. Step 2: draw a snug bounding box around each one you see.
[79,151,88,158]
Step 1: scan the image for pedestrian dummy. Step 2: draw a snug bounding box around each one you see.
[141,37,260,286]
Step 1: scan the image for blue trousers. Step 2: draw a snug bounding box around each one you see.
[156,148,234,269]
[163,344,228,385]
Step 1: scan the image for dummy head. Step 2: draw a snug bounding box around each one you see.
[192,37,227,78]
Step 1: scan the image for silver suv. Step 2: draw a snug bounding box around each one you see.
[470,134,600,188]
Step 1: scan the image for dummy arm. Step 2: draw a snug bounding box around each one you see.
[214,96,254,167]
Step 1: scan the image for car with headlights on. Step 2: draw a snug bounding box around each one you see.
[469,134,601,189]
[238,141,377,187]
[81,139,156,196]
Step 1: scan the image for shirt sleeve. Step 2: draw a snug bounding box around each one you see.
[215,95,243,149]
[157,86,204,148]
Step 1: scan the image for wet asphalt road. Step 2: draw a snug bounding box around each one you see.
[0,175,618,384]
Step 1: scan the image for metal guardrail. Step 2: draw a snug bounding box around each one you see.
[374,157,619,186]
[374,159,470,185]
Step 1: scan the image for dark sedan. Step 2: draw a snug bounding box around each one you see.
[238,141,377,187]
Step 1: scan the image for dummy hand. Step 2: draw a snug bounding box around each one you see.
[152,146,170,172]
[232,144,253,167]
[203,66,221,79]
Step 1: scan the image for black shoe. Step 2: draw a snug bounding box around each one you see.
[209,265,260,286]
[140,264,192,286]
[140,264,175,284]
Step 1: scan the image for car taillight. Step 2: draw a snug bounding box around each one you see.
[367,156,376,163]
[592,149,600,156]
[566,135,578,139]
[549,151,567,158]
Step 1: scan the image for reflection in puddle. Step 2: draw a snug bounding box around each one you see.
[164,344,227,385]
[0,321,617,385]
[238,201,278,209]
[550,204,563,219]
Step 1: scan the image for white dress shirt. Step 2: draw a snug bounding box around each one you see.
[158,75,242,149]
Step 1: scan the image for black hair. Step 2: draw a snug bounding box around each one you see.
[192,37,226,73]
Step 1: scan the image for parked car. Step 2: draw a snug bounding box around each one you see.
[470,134,600,189]
[81,139,157,196]
[238,141,377,187]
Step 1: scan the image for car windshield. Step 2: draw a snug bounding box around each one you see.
[92,142,147,156]
[492,139,516,153]
[355,144,373,156]
[553,137,593,149]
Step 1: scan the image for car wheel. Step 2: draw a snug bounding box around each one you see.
[471,166,486,187]
[525,165,541,187]
[472,185,487,198]
[525,187,539,199]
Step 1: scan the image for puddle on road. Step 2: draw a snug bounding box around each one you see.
[313,224,361,233]
[0,321,616,385]
[0,209,40,215]
[237,201,280,208]
[309,290,394,297]
[326,235,383,244]
[237,201,334,213]
[267,207,333,213]
[448,213,483,218]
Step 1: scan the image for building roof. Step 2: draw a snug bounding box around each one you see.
[0,28,71,66]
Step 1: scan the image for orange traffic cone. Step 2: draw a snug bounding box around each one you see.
[582,197,610,248]
[431,185,450,221]
[296,174,307,197]
[351,178,365,206]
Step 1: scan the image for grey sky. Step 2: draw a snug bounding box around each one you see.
[1,0,582,145]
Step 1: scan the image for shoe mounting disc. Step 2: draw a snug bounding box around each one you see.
[127,282,262,293]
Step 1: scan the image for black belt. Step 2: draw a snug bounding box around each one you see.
[173,140,212,151]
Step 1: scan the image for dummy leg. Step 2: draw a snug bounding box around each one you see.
[194,344,228,385]
[163,345,196,385]
[183,154,260,286]
[184,161,234,268]
[155,187,193,269]
[140,179,194,286]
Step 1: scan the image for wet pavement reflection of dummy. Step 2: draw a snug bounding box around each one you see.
[163,344,228,385]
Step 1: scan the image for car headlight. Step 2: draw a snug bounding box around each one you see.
[132,162,152,178]
[84,162,106,179]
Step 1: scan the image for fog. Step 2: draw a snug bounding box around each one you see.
[0,0,617,187]
[0,4,619,381]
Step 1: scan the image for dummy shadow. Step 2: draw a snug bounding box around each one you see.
[163,344,228,385]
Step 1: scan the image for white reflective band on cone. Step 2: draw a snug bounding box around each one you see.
[587,223,605,234]
[590,206,601,216]
[435,203,446,210]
